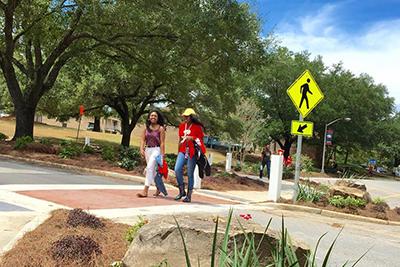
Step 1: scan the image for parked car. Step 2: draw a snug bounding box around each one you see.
[87,122,95,131]
[203,136,242,152]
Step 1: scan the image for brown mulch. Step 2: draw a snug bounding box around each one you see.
[0,141,265,192]
[0,209,129,267]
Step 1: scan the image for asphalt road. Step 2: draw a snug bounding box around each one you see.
[0,159,140,185]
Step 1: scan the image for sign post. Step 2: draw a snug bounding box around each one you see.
[76,105,85,141]
[287,70,324,202]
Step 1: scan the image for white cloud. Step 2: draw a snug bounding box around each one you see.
[276,4,400,105]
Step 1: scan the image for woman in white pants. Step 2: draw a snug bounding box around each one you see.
[137,110,166,197]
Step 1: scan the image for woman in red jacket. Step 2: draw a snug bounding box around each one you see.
[174,108,206,202]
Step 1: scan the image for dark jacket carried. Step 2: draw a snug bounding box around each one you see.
[194,142,211,178]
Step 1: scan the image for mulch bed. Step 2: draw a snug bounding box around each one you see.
[281,196,400,222]
[0,209,129,267]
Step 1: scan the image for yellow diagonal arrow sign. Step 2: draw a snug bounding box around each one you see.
[291,120,314,137]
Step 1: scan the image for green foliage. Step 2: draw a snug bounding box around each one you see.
[58,140,83,159]
[110,261,124,267]
[14,136,34,149]
[39,137,52,145]
[165,153,177,170]
[126,216,148,244]
[118,146,141,171]
[101,145,116,162]
[0,132,8,141]
[173,208,367,267]
[296,184,324,203]
[241,162,260,175]
[328,196,367,208]
[372,197,386,205]
[83,145,95,154]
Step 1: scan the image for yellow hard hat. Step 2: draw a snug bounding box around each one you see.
[181,108,196,116]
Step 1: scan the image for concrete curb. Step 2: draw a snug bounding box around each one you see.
[0,212,51,256]
[269,203,400,226]
[2,153,400,226]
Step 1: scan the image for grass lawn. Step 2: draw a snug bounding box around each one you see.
[0,118,227,163]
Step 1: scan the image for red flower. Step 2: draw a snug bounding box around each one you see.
[239,214,252,221]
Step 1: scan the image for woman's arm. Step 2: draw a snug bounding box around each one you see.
[160,126,166,156]
[140,128,146,158]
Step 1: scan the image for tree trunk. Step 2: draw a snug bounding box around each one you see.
[120,117,132,147]
[344,150,349,164]
[93,116,101,132]
[13,105,36,140]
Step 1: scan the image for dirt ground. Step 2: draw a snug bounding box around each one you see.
[0,209,129,267]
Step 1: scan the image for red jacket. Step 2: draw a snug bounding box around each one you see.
[178,122,206,158]
[158,159,169,179]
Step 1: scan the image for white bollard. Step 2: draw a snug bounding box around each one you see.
[208,153,213,166]
[267,154,284,202]
[84,137,90,146]
[193,165,201,189]
[225,152,232,172]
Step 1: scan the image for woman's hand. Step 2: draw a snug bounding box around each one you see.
[140,148,145,158]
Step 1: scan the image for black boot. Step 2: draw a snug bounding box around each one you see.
[183,190,192,203]
[174,184,186,201]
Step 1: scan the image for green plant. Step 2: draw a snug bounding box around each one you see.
[174,209,368,267]
[111,261,125,267]
[292,154,315,173]
[296,184,324,203]
[39,137,51,145]
[328,196,367,208]
[372,197,386,205]
[58,140,83,159]
[165,153,177,169]
[102,145,116,161]
[14,136,33,149]
[83,145,95,154]
[125,216,148,243]
[0,132,8,141]
[118,146,141,170]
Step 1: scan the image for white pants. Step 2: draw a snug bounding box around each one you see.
[145,147,160,187]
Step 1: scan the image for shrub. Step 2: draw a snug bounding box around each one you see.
[118,146,141,171]
[25,143,58,154]
[372,197,386,205]
[241,162,259,175]
[83,145,94,154]
[126,216,148,243]
[0,132,8,141]
[14,136,33,149]
[328,196,367,208]
[51,235,102,264]
[66,208,104,229]
[291,154,314,173]
[165,153,177,169]
[296,184,324,203]
[39,137,52,145]
[101,145,116,161]
[58,141,82,159]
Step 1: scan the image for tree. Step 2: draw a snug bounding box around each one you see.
[42,0,264,147]
[0,1,190,139]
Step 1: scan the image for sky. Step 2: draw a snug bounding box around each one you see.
[243,0,400,106]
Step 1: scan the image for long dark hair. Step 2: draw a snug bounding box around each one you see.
[189,115,205,130]
[146,110,165,130]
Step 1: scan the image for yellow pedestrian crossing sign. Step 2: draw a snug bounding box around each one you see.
[287,70,324,118]
[291,120,314,137]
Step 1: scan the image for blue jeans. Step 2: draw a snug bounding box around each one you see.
[174,152,197,190]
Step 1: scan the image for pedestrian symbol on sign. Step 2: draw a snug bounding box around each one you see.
[299,78,313,109]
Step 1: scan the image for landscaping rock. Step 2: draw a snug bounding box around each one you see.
[329,185,372,202]
[123,215,309,267]
[335,180,367,191]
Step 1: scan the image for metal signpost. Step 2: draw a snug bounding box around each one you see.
[287,70,324,202]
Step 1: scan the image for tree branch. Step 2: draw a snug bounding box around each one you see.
[12,57,28,76]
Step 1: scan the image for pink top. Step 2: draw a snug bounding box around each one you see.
[145,128,160,147]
